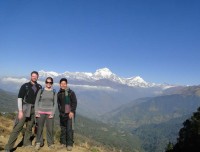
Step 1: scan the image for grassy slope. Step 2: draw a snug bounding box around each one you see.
[0,89,144,152]
[0,114,106,152]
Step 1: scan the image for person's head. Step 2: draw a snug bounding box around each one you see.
[45,77,53,89]
[31,71,39,83]
[60,78,68,90]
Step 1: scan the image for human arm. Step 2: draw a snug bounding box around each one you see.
[35,89,42,117]
[49,91,57,118]
[17,84,27,119]
[69,91,77,119]
[17,98,23,119]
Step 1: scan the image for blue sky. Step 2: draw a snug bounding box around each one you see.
[0,0,200,85]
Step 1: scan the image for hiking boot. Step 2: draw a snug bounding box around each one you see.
[40,143,44,147]
[35,143,40,150]
[24,145,34,149]
[67,146,73,151]
[58,144,65,149]
[48,144,55,149]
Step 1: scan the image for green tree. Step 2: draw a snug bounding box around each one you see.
[166,107,200,152]
[165,142,173,151]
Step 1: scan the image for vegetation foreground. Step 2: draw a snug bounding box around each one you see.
[0,113,143,152]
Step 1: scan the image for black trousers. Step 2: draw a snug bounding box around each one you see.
[59,113,74,146]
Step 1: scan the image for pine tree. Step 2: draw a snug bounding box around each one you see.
[166,107,200,152]
[165,142,173,151]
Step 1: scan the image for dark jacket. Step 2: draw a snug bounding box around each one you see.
[57,88,77,114]
[18,81,42,104]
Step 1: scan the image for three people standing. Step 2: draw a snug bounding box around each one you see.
[5,71,78,152]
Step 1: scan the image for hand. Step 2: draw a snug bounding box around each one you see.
[49,115,53,118]
[69,112,74,119]
[18,111,23,120]
[35,114,40,117]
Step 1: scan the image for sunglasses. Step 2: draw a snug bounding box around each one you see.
[46,81,53,84]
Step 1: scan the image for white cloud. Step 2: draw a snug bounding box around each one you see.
[2,77,28,84]
[51,83,117,91]
[1,77,117,92]
[69,84,117,91]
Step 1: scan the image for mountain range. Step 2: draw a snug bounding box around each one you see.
[38,68,174,88]
[1,84,200,152]
[1,70,200,152]
[0,68,175,89]
[101,85,200,152]
[0,68,178,118]
[103,93,200,128]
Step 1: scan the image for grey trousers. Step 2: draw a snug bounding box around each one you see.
[36,114,54,146]
[5,108,35,150]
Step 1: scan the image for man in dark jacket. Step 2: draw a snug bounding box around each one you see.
[57,78,77,151]
[5,71,42,152]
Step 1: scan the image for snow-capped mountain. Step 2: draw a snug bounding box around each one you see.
[0,68,179,118]
[38,70,60,77]
[38,68,173,88]
[0,67,175,93]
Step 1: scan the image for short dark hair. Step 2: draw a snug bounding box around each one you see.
[60,78,68,84]
[31,71,39,76]
[46,77,53,84]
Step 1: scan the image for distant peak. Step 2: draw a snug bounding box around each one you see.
[96,67,112,73]
[96,67,112,72]
[127,76,147,84]
[38,70,45,73]
[94,68,113,77]
[38,70,59,77]
[133,76,145,81]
